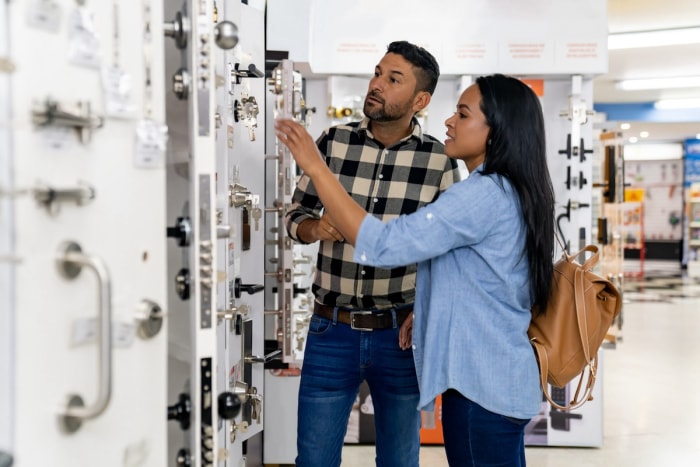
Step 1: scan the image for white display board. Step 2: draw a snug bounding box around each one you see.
[4,0,168,465]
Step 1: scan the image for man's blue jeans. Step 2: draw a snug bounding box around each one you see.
[441,389,530,466]
[295,311,420,467]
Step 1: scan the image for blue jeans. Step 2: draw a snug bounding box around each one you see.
[296,311,420,467]
[441,389,530,466]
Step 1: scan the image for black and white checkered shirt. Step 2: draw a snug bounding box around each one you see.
[285,117,461,309]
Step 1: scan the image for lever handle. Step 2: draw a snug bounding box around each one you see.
[234,277,264,298]
[245,349,282,364]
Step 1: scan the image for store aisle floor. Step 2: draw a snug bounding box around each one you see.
[341,265,700,466]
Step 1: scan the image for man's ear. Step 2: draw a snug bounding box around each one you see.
[412,91,431,113]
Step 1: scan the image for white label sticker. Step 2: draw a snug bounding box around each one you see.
[134,119,168,168]
[26,0,62,32]
[102,66,134,118]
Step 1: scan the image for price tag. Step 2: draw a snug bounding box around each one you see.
[134,119,168,168]
[27,0,62,32]
[67,7,101,68]
[102,65,134,118]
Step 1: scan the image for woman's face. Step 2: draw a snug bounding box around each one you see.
[444,84,490,172]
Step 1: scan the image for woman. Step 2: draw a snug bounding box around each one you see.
[276,74,555,466]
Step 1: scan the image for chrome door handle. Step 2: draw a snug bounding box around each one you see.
[56,241,113,433]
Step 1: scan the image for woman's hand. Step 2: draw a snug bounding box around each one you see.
[274,119,325,178]
[399,313,414,350]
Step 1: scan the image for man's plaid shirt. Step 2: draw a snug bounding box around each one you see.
[285,117,461,309]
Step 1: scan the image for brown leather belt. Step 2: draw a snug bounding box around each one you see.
[313,302,413,331]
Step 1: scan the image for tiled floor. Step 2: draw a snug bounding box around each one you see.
[341,261,700,466]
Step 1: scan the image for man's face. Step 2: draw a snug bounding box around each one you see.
[363,52,420,122]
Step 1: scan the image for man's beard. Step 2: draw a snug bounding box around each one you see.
[363,94,413,122]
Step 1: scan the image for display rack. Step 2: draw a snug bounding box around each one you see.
[621,193,645,279]
[687,183,700,278]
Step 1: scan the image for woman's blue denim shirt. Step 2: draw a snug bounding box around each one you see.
[354,169,542,419]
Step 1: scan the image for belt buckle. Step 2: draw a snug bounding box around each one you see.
[350,310,374,331]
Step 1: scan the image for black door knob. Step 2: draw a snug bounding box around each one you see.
[167,393,191,430]
[166,216,191,247]
[218,392,241,420]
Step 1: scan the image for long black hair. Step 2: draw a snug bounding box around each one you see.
[476,74,555,314]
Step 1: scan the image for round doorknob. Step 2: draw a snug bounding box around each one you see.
[167,393,191,430]
[218,391,241,420]
[214,21,238,50]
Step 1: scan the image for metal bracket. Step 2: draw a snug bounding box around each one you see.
[31,99,104,144]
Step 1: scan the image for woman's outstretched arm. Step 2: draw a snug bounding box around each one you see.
[275,119,366,245]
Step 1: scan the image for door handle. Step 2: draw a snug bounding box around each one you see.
[56,241,113,433]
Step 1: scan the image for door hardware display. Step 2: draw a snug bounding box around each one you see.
[218,391,242,420]
[199,358,214,465]
[228,182,253,207]
[176,448,192,467]
[167,216,192,246]
[164,10,190,50]
[233,94,259,141]
[217,304,249,326]
[593,145,623,203]
[31,99,104,144]
[234,277,264,298]
[565,166,588,190]
[213,20,238,50]
[29,182,95,215]
[558,134,593,162]
[231,62,264,84]
[558,75,594,163]
[6,0,169,461]
[265,59,307,364]
[136,299,165,339]
[217,224,232,238]
[172,68,192,100]
[167,393,192,430]
[242,206,251,251]
[55,241,113,434]
[175,268,191,300]
[556,200,590,253]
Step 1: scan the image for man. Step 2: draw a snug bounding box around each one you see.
[285,41,460,467]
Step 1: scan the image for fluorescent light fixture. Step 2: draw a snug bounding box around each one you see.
[617,76,700,91]
[609,27,700,50]
[654,98,700,109]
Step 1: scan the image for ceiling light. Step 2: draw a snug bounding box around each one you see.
[620,123,631,130]
[608,27,700,50]
[640,131,649,138]
[654,98,700,109]
[629,137,638,143]
[616,76,700,91]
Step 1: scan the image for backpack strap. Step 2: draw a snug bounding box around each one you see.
[534,337,597,411]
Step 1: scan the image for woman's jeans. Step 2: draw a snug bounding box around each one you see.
[441,389,530,467]
[295,313,420,467]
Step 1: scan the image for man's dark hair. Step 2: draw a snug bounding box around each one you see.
[386,41,440,95]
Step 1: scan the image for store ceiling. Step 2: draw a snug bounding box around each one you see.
[593,0,700,144]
